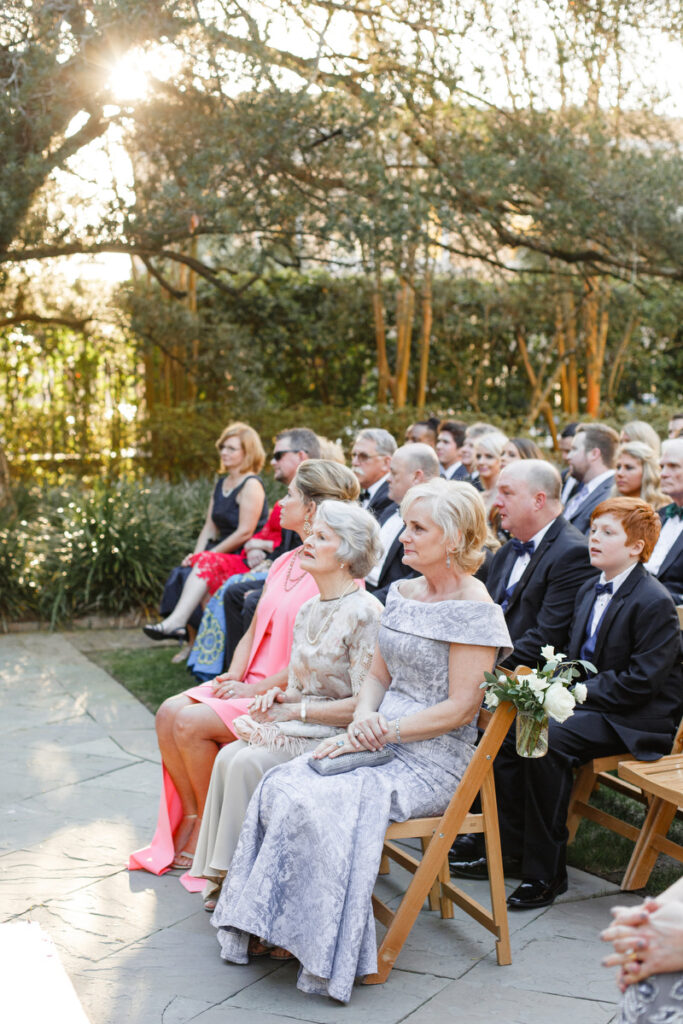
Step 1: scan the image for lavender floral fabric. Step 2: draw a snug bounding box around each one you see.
[619,973,683,1023]
[211,584,512,1003]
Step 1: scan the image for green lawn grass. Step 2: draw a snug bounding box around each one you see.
[90,644,682,896]
[88,646,195,713]
[567,782,683,896]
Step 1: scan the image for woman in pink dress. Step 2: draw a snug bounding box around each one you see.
[129,459,361,876]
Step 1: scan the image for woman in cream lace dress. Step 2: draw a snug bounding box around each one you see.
[190,500,383,908]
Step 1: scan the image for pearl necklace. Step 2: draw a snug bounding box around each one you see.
[306,581,357,645]
[283,550,308,592]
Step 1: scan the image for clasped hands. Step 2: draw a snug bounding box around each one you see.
[313,710,391,761]
[211,677,297,724]
[601,899,683,990]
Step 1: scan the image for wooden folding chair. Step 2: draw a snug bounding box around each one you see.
[566,716,683,846]
[364,696,517,986]
[619,754,683,890]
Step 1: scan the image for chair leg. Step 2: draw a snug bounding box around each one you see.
[378,852,390,876]
[480,772,511,966]
[621,797,677,891]
[421,836,441,911]
[566,763,598,843]
[439,857,454,919]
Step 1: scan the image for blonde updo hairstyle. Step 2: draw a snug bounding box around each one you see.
[400,478,487,574]
[315,500,383,577]
[293,459,361,509]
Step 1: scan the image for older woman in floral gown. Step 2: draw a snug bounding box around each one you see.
[211,478,512,1002]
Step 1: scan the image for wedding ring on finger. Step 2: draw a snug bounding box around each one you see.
[353,728,361,738]
[336,738,345,747]
[625,948,638,962]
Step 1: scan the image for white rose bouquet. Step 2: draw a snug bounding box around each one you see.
[481,646,596,757]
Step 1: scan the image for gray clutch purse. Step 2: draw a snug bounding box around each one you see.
[308,748,395,776]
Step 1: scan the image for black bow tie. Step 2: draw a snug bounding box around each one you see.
[359,490,370,503]
[511,539,535,558]
[663,503,683,521]
[595,581,613,597]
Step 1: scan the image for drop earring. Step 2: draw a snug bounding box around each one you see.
[446,551,451,569]
[304,517,312,535]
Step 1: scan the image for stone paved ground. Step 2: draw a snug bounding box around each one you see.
[1,631,638,1024]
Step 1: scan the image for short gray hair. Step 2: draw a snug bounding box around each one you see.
[501,459,562,501]
[277,427,321,458]
[315,500,383,577]
[356,428,397,458]
[400,478,487,574]
[394,443,440,479]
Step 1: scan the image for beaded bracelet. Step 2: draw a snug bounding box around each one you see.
[394,717,402,743]
[300,698,307,723]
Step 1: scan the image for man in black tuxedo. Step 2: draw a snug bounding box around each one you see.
[647,438,683,603]
[494,499,683,910]
[485,460,597,669]
[365,443,440,603]
[436,420,471,481]
[563,422,619,535]
[351,428,396,518]
[449,460,596,875]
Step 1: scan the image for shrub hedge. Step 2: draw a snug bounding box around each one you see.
[0,478,214,627]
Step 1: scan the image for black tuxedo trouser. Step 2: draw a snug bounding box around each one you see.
[222,579,264,670]
[495,708,625,879]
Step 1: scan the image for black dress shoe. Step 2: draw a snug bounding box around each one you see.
[449,834,485,861]
[142,623,189,642]
[506,875,568,910]
[449,854,523,880]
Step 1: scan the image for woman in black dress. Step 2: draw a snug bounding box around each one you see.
[144,422,267,642]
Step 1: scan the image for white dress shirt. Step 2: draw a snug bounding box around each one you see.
[505,519,555,590]
[443,461,464,480]
[646,513,683,576]
[588,563,637,636]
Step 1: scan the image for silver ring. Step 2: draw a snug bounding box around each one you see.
[227,689,234,696]
[336,738,345,747]
[354,729,361,737]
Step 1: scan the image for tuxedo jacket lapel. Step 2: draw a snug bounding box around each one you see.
[588,563,646,661]
[490,546,518,604]
[658,529,683,577]
[503,518,562,615]
[568,476,612,524]
[376,533,403,588]
[569,588,595,659]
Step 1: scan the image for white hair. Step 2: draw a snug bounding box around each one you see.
[315,500,383,577]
